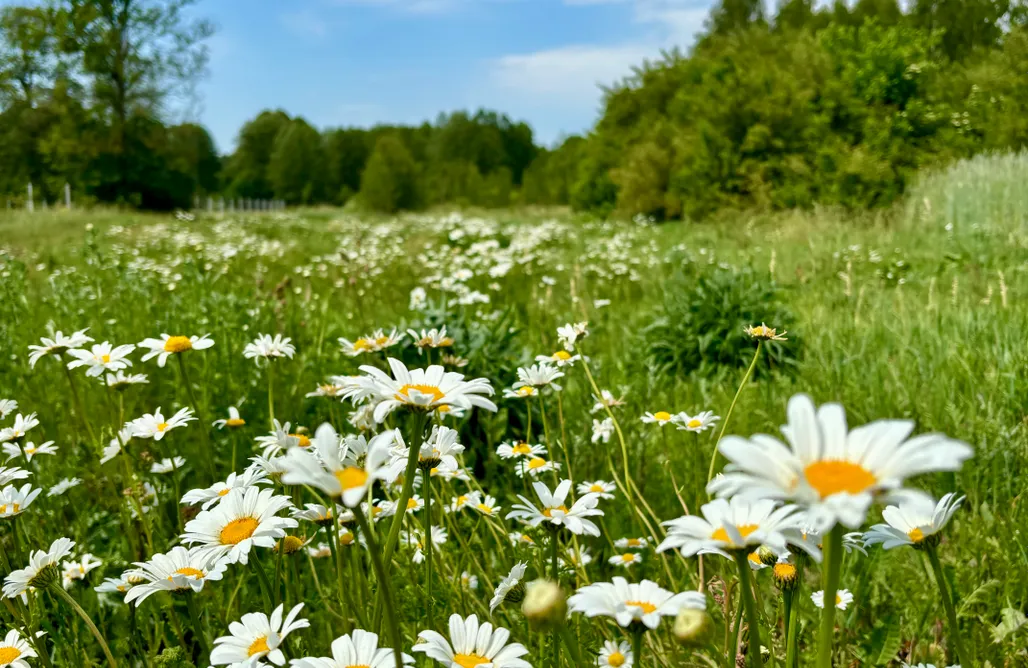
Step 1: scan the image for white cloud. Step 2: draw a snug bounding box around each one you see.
[491,44,654,97]
[281,9,331,38]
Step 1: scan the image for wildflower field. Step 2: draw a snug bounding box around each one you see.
[0,153,1027,668]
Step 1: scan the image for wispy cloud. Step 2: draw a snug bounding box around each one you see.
[328,0,461,14]
[281,9,332,38]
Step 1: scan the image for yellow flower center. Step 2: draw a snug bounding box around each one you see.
[710,523,760,546]
[589,484,605,493]
[774,563,797,579]
[340,532,355,545]
[527,457,547,469]
[542,505,569,517]
[247,636,270,657]
[291,434,311,448]
[835,594,842,605]
[281,536,304,553]
[627,538,641,546]
[607,651,626,666]
[456,495,469,505]
[908,528,925,543]
[554,351,571,361]
[517,386,536,396]
[407,498,419,510]
[477,503,493,514]
[620,554,635,563]
[101,354,111,364]
[219,517,260,545]
[163,336,193,353]
[217,489,231,497]
[748,551,762,565]
[803,460,877,498]
[375,335,391,346]
[396,384,445,403]
[24,447,36,455]
[520,534,534,543]
[453,654,490,668]
[512,443,532,455]
[156,422,169,432]
[226,418,245,427]
[687,418,702,428]
[0,647,22,662]
[625,600,658,614]
[0,503,20,514]
[654,411,672,421]
[172,567,205,579]
[353,338,374,351]
[334,467,368,492]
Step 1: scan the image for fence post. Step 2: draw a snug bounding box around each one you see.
[27,183,34,213]
[65,183,72,209]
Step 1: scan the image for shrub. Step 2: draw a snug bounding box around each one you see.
[359,135,421,213]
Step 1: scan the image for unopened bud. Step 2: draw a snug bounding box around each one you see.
[756,546,777,567]
[522,579,566,630]
[673,607,710,646]
[278,535,305,555]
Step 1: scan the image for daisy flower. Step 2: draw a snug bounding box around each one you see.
[658,497,818,561]
[811,589,853,610]
[213,407,246,429]
[386,425,464,477]
[609,552,643,568]
[403,526,447,564]
[473,495,502,517]
[507,479,603,536]
[578,480,616,500]
[0,414,39,444]
[503,386,538,400]
[4,537,75,598]
[508,532,536,547]
[343,358,497,423]
[744,323,787,341]
[61,553,102,588]
[106,371,149,390]
[181,487,297,565]
[408,326,455,352]
[279,427,395,507]
[101,428,133,464]
[640,411,674,427]
[864,492,964,550]
[306,381,352,399]
[707,394,973,531]
[512,363,564,393]
[150,457,186,474]
[413,613,531,668]
[410,286,427,310]
[243,333,296,363]
[124,546,228,605]
[597,640,633,667]
[127,407,195,440]
[65,341,135,377]
[339,328,406,356]
[137,333,214,367]
[382,495,425,518]
[95,574,139,596]
[591,390,625,413]
[513,456,561,478]
[0,468,29,486]
[614,537,648,550]
[0,629,37,667]
[568,577,706,630]
[592,418,614,444]
[210,602,309,666]
[0,484,41,518]
[292,628,415,667]
[2,440,57,462]
[27,329,93,367]
[490,562,529,611]
[461,572,479,590]
[672,411,720,433]
[448,493,478,513]
[0,400,17,420]
[561,546,594,572]
[292,503,337,526]
[535,350,580,367]
[256,420,309,457]
[47,478,81,497]
[556,322,589,351]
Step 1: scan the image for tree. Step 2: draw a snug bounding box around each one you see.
[323,128,370,204]
[707,0,767,34]
[223,110,291,199]
[267,118,326,205]
[360,135,420,213]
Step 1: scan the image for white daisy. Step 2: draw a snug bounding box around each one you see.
[47,477,81,497]
[461,572,479,590]
[0,484,41,518]
[61,553,102,588]
[292,628,415,667]
[506,479,603,536]
[137,334,214,367]
[339,328,406,357]
[535,350,580,367]
[28,329,93,367]
[150,457,186,474]
[0,468,29,487]
[280,426,395,507]
[101,428,134,464]
[508,532,536,547]
[4,537,75,598]
[591,390,625,413]
[0,414,39,444]
[403,526,447,564]
[124,546,228,605]
[105,371,149,390]
[614,537,648,550]
[592,418,614,444]
[490,562,529,612]
[127,407,195,440]
[410,287,428,310]
[503,386,538,400]
[658,497,818,561]
[512,363,564,393]
[213,407,246,429]
[386,425,464,479]
[568,577,706,630]
[640,411,674,427]
[561,546,594,572]
[95,574,139,596]
[255,420,309,458]
[181,487,297,566]
[578,480,616,500]
[292,503,338,526]
[0,400,18,420]
[708,394,973,531]
[863,492,964,550]
[556,322,588,351]
[597,640,633,667]
[181,469,271,510]
[745,323,787,341]
[672,411,720,433]
[0,629,37,667]
[609,552,643,568]
[2,440,57,462]
[407,326,455,352]
[210,602,309,666]
[65,341,135,377]
[515,455,561,478]
[472,495,502,517]
[413,613,531,668]
[811,589,853,610]
[243,333,296,363]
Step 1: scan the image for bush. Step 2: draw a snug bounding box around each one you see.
[359,135,421,213]
[643,265,800,377]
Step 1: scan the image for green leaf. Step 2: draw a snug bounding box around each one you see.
[958,578,1001,618]
[991,607,1027,644]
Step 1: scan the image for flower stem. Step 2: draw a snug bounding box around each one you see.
[707,342,761,490]
[185,593,211,660]
[324,523,358,630]
[266,362,276,429]
[631,626,645,667]
[176,355,215,478]
[786,577,801,668]
[355,506,405,668]
[550,528,560,580]
[249,553,276,613]
[558,626,585,666]
[49,584,118,668]
[815,527,844,668]
[61,356,96,444]
[926,543,969,667]
[423,471,435,630]
[381,411,428,563]
[733,551,763,668]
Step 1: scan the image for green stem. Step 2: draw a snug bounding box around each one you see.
[816,527,844,668]
[61,356,96,444]
[926,543,968,667]
[184,594,210,660]
[707,342,761,489]
[631,626,645,668]
[267,362,276,429]
[786,576,801,668]
[558,626,584,666]
[733,551,763,668]
[249,554,276,613]
[49,584,118,668]
[381,412,428,563]
[423,471,434,630]
[176,355,215,478]
[355,507,405,668]
[273,535,286,606]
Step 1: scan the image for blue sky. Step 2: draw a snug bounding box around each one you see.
[193,0,716,152]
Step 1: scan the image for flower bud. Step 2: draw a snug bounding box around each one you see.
[772,562,798,590]
[756,545,777,567]
[673,607,711,646]
[522,579,566,630]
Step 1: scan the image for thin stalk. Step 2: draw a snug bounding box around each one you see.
[49,584,118,668]
[786,566,803,668]
[184,594,210,659]
[176,355,215,478]
[267,362,276,429]
[707,342,761,489]
[815,527,844,668]
[355,507,405,668]
[558,625,585,665]
[550,529,560,580]
[926,543,968,667]
[782,590,793,668]
[325,523,358,629]
[733,551,763,668]
[631,626,645,668]
[423,472,435,630]
[61,356,96,444]
[381,411,428,563]
[249,554,276,613]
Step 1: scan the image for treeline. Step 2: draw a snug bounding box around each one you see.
[4,0,1028,217]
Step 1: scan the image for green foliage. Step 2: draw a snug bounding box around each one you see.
[644,265,799,378]
[267,119,326,205]
[153,647,196,668]
[359,135,421,213]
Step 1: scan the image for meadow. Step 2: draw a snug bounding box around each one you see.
[0,151,1026,668]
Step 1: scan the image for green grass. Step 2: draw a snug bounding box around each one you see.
[1,153,1027,666]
